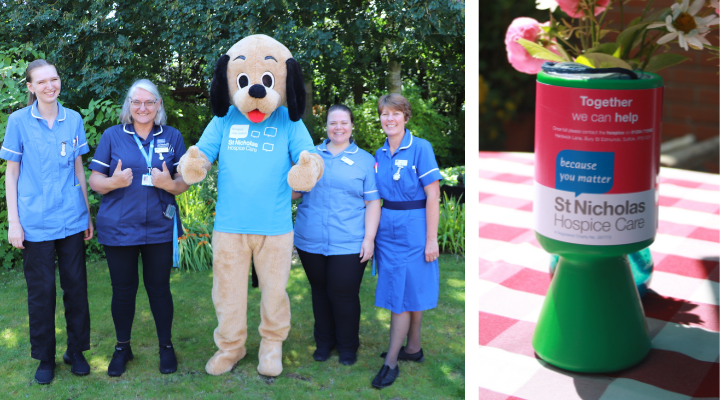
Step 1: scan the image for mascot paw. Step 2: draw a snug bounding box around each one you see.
[205,346,247,375]
[179,146,212,185]
[257,339,283,377]
[287,151,324,192]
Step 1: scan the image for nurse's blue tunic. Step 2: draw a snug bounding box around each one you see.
[0,101,90,242]
[374,130,442,314]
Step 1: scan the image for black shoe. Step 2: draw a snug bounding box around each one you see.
[159,344,177,374]
[107,345,134,377]
[35,360,56,384]
[379,346,425,362]
[371,364,399,389]
[339,352,357,366]
[313,347,332,362]
[63,351,90,376]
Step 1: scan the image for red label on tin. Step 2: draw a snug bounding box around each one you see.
[535,84,663,194]
[534,82,663,245]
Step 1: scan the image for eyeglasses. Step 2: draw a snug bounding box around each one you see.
[130,100,158,109]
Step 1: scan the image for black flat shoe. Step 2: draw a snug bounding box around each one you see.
[371,364,399,389]
[313,347,332,362]
[35,360,56,384]
[379,346,425,362]
[107,345,134,377]
[63,351,90,376]
[159,344,177,374]
[339,352,357,366]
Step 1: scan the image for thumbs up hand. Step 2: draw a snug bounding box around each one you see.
[151,161,172,190]
[112,159,133,189]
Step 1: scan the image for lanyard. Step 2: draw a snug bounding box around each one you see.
[172,214,179,268]
[132,134,155,174]
[132,132,178,267]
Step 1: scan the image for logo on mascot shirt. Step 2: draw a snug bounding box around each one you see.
[229,125,249,139]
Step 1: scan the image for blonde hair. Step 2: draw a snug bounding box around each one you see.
[119,79,167,125]
[377,93,411,121]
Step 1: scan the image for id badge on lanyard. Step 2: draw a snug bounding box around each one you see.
[133,134,155,186]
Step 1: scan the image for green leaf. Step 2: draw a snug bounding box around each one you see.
[585,43,619,55]
[644,53,690,73]
[616,22,651,59]
[576,54,633,69]
[516,38,564,63]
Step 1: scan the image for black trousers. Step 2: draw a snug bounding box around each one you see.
[23,231,90,361]
[296,249,368,354]
[104,242,173,345]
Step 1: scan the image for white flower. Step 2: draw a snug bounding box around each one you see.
[536,0,558,12]
[648,0,719,50]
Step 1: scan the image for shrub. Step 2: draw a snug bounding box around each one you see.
[439,192,465,256]
[175,165,218,271]
[440,166,465,186]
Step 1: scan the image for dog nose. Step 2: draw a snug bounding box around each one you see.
[248,84,267,99]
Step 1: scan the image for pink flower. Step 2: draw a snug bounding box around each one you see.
[505,18,561,74]
[557,0,610,18]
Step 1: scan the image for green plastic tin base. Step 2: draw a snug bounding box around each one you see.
[532,233,652,373]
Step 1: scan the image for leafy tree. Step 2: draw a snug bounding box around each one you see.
[0,0,465,166]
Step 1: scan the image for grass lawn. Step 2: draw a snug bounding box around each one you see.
[0,254,464,399]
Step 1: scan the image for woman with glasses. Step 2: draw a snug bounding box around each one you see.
[1,59,93,384]
[89,79,189,377]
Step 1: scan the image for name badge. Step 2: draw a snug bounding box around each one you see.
[395,159,408,167]
[141,174,154,186]
[341,156,354,165]
[229,124,249,139]
[155,147,169,154]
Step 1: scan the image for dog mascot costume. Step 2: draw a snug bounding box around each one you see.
[178,34,324,377]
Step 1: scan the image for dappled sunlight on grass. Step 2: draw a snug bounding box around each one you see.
[0,254,464,398]
[0,328,20,348]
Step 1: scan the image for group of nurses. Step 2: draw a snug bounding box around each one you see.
[293,105,381,367]
[2,63,189,384]
[1,60,94,384]
[4,61,442,388]
[292,95,442,390]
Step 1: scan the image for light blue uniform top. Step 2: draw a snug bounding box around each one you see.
[0,101,89,242]
[294,139,380,256]
[196,105,316,235]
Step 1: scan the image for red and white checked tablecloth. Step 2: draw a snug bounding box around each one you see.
[476,152,719,400]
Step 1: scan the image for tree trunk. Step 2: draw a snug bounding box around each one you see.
[304,80,313,118]
[388,59,402,94]
[353,83,364,105]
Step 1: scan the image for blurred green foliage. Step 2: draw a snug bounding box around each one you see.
[479,2,548,150]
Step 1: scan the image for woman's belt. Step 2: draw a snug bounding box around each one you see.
[382,199,426,210]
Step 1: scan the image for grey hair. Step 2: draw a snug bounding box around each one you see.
[119,79,166,125]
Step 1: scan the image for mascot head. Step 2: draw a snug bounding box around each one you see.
[210,34,305,123]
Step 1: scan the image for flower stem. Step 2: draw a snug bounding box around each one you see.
[641,0,656,21]
[640,40,660,71]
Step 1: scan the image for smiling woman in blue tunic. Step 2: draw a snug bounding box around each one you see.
[1,60,94,384]
[88,79,189,377]
[370,94,442,389]
[293,104,381,366]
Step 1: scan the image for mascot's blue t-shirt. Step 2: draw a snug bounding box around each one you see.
[196,105,316,235]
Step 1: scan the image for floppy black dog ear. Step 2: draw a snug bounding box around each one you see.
[210,54,231,117]
[285,58,305,122]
